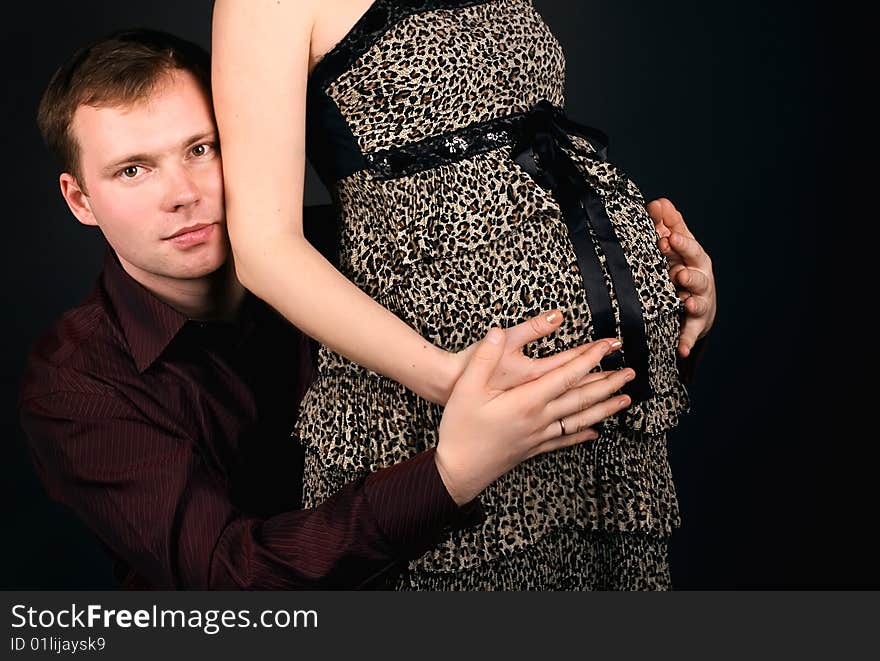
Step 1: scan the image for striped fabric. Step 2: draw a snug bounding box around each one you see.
[18,245,483,589]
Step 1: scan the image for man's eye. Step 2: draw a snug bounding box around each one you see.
[191,143,212,157]
[120,166,140,179]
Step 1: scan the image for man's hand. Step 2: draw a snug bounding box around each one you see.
[435,326,633,506]
[445,309,591,404]
[647,197,717,359]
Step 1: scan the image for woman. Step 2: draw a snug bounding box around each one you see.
[212,0,699,589]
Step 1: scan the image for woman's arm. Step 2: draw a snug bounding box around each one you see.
[212,0,458,404]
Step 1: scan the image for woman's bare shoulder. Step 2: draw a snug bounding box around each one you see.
[212,0,321,32]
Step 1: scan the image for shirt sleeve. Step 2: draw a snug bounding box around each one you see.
[19,389,484,590]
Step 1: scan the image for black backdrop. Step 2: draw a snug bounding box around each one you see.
[2,1,860,589]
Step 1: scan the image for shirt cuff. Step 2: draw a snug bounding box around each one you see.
[363,447,486,560]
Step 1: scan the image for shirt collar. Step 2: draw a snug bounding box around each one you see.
[101,246,189,373]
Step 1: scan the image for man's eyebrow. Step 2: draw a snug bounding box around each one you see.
[100,130,218,175]
[101,153,154,175]
[179,130,218,149]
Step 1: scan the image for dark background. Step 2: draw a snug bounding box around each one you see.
[2,1,861,589]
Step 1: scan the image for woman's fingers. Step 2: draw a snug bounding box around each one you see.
[660,236,685,267]
[683,293,712,317]
[648,197,695,239]
[673,265,711,295]
[503,308,565,351]
[678,318,707,356]
[668,232,709,268]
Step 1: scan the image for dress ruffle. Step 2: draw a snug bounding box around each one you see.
[296,354,682,575]
[395,528,674,591]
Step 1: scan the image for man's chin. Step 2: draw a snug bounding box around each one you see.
[170,246,230,280]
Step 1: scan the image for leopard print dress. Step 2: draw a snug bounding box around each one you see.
[295,0,692,590]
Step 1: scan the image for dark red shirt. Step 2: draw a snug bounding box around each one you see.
[18,245,483,589]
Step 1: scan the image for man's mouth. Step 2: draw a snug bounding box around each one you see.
[165,222,217,247]
[165,222,214,240]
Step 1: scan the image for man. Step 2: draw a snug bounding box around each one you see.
[19,29,715,590]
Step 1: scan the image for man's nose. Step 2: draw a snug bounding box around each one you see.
[163,165,201,211]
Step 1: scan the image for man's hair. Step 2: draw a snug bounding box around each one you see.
[37,28,211,186]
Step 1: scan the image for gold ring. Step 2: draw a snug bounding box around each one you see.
[559,418,567,436]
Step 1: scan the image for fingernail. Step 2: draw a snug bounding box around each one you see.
[624,369,635,381]
[606,339,622,354]
[546,311,558,323]
[486,328,502,344]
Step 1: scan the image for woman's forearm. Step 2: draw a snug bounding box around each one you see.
[212,2,460,404]
[232,230,460,404]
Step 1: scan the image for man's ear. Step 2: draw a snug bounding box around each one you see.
[59,172,98,227]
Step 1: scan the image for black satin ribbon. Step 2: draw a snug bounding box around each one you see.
[511,100,652,405]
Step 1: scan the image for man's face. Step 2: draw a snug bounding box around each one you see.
[64,69,227,283]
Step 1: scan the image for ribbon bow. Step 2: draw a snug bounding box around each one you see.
[510,100,653,405]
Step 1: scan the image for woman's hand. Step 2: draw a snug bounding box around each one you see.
[435,329,632,506]
[438,309,594,406]
[647,197,717,358]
